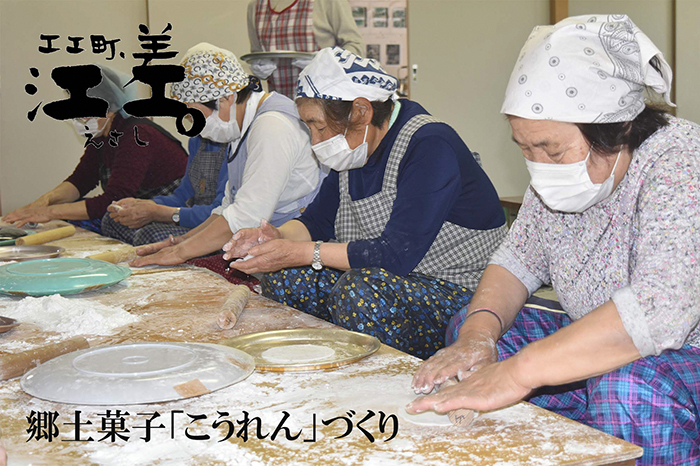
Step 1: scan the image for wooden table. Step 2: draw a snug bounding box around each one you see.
[0,223,643,465]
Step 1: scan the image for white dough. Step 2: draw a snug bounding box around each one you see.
[261,344,336,364]
[398,406,453,426]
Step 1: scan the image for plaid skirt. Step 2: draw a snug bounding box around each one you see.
[447,305,700,466]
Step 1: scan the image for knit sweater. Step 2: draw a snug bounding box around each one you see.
[491,117,700,356]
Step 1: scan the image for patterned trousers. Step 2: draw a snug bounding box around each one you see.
[101,213,190,246]
[261,267,473,359]
[447,307,700,466]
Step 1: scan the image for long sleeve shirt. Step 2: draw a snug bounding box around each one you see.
[152,137,228,228]
[298,99,505,277]
[65,115,187,219]
[211,92,320,234]
[490,117,700,356]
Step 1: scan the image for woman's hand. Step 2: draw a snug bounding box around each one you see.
[2,206,53,227]
[228,239,311,274]
[134,235,183,258]
[222,219,281,260]
[108,199,157,229]
[411,329,498,395]
[130,244,187,267]
[406,357,533,414]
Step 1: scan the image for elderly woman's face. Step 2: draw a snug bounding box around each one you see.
[297,100,334,146]
[508,116,620,184]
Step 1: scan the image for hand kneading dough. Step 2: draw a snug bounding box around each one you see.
[261,344,336,364]
[398,406,453,426]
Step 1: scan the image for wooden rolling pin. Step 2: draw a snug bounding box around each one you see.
[88,247,137,264]
[15,225,76,245]
[217,285,251,330]
[0,336,89,381]
[443,378,479,427]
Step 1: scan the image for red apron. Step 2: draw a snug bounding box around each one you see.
[255,0,318,98]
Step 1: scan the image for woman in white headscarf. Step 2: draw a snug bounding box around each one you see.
[410,15,700,465]
[130,43,323,271]
[223,47,506,360]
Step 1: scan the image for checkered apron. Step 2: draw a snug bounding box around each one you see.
[255,0,318,98]
[335,115,508,290]
[186,140,228,207]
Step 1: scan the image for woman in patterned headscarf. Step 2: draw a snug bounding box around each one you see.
[130,43,323,276]
[223,47,507,360]
[410,15,700,465]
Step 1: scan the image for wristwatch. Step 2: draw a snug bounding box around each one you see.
[172,208,181,225]
[311,240,323,271]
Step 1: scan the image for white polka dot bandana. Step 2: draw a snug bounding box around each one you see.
[296,47,399,102]
[171,42,249,103]
[501,14,674,123]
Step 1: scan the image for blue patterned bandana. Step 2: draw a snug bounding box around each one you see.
[296,47,398,102]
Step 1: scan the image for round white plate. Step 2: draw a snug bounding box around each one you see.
[21,342,255,405]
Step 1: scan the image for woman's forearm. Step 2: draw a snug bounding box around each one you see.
[278,220,313,242]
[278,221,350,270]
[513,301,641,389]
[174,215,233,261]
[455,264,530,343]
[181,214,219,240]
[47,201,89,220]
[45,182,81,205]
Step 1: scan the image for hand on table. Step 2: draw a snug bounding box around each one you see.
[406,358,533,415]
[227,239,306,274]
[2,206,53,228]
[411,330,498,395]
[222,219,281,261]
[130,244,187,267]
[107,198,157,229]
[131,235,185,266]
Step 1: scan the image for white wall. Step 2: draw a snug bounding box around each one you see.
[408,0,549,198]
[676,0,700,123]
[0,0,253,214]
[0,0,149,214]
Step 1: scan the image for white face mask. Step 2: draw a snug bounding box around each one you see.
[312,124,369,171]
[525,149,622,213]
[200,97,241,143]
[73,118,106,137]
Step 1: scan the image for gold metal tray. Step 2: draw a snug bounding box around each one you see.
[0,245,64,261]
[240,51,315,62]
[219,328,380,372]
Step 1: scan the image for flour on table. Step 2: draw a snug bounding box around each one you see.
[2,294,139,338]
[261,344,336,364]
